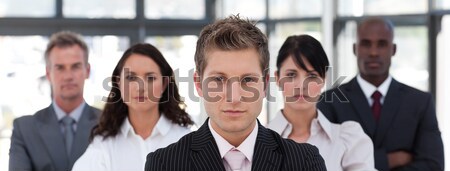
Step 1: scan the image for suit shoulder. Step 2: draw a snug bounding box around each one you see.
[87,105,102,117]
[147,131,193,159]
[14,106,49,125]
[280,137,321,155]
[397,82,431,98]
[324,79,352,92]
[321,81,352,100]
[268,128,321,155]
[13,115,34,126]
[272,130,326,170]
[12,108,48,133]
[145,131,194,170]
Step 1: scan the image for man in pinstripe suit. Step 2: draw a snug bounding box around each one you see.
[145,15,326,171]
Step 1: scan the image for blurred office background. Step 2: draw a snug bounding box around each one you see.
[0,0,449,170]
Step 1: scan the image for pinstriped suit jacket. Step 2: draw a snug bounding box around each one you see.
[145,119,326,171]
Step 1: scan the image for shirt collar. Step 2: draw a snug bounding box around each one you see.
[357,74,392,99]
[53,101,85,123]
[269,110,334,142]
[314,110,333,141]
[208,119,258,162]
[267,110,290,136]
[120,113,172,138]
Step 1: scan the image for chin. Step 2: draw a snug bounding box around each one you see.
[129,104,154,111]
[222,124,250,133]
[61,93,82,100]
[290,103,314,111]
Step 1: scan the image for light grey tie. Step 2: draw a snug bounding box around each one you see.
[224,149,246,171]
[61,116,75,156]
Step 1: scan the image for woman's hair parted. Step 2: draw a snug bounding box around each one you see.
[91,43,193,140]
[276,35,330,78]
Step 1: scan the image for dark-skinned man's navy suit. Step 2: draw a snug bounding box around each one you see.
[318,78,444,171]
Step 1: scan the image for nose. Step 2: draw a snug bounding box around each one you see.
[62,70,74,81]
[138,77,146,94]
[369,45,379,57]
[226,77,242,103]
[291,76,308,94]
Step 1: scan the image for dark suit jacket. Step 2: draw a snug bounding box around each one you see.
[9,104,101,171]
[145,119,326,171]
[317,77,444,171]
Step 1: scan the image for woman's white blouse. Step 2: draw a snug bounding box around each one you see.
[72,115,191,171]
[267,110,377,171]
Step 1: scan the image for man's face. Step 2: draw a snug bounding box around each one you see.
[195,48,266,136]
[354,22,396,79]
[46,45,90,101]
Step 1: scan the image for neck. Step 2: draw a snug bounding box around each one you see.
[128,106,160,140]
[211,120,256,147]
[54,97,84,114]
[361,74,388,87]
[282,105,317,137]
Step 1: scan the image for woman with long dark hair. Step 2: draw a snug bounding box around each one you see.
[73,43,193,171]
[267,35,376,171]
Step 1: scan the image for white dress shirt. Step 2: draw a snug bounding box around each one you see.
[267,110,377,171]
[209,120,258,171]
[72,114,191,171]
[357,74,392,105]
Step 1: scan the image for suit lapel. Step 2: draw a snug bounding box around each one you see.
[69,105,98,166]
[36,105,69,170]
[190,119,225,171]
[252,123,282,171]
[374,79,402,146]
[345,78,377,138]
[190,120,282,171]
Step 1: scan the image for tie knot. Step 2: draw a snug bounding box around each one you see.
[61,116,74,125]
[371,91,382,100]
[224,149,246,171]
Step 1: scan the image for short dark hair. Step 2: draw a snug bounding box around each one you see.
[276,35,329,78]
[194,14,269,79]
[44,31,89,66]
[91,43,193,140]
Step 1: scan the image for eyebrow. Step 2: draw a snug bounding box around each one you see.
[123,71,157,75]
[284,68,317,73]
[54,62,83,66]
[378,40,389,43]
[207,71,262,77]
[241,73,261,77]
[284,69,297,72]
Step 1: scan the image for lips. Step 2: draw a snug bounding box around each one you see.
[366,61,382,68]
[294,94,311,100]
[62,84,77,89]
[222,110,245,116]
[133,96,148,101]
[294,95,304,99]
